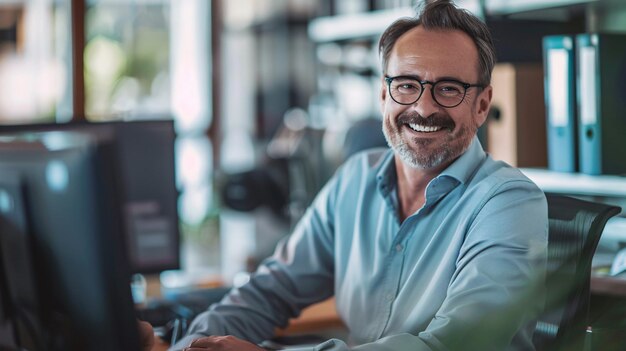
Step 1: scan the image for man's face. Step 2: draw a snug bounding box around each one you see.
[380,26,492,170]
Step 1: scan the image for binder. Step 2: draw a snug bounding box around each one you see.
[543,35,578,172]
[576,33,626,175]
[488,63,547,167]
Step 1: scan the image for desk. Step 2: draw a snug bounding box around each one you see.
[591,275,626,297]
[591,254,626,297]
[276,297,343,335]
[150,278,626,351]
[153,338,169,351]
[151,297,342,351]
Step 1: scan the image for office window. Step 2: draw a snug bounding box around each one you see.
[0,0,71,124]
[85,0,211,129]
[1,0,216,272]
[84,0,170,119]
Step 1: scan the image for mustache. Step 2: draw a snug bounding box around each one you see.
[397,111,456,130]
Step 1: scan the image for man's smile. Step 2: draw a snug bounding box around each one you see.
[407,123,445,133]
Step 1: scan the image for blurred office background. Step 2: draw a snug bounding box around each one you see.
[2,0,626,288]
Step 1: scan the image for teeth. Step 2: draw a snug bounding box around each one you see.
[408,123,443,133]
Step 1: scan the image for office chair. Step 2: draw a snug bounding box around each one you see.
[533,194,621,351]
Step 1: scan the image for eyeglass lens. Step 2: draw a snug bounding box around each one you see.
[388,78,467,107]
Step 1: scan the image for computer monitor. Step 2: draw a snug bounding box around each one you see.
[0,119,180,274]
[0,131,140,350]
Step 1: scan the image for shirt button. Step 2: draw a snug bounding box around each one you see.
[386,294,394,301]
[395,244,403,252]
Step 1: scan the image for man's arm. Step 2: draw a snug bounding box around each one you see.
[168,171,343,351]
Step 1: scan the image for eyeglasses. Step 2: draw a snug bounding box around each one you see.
[384,75,484,108]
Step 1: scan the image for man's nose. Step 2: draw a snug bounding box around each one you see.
[411,85,440,116]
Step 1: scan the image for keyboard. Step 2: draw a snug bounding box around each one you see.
[136,302,182,327]
[136,286,231,327]
[135,286,231,343]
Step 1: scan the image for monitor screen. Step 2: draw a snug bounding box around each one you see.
[0,168,41,349]
[0,131,140,350]
[0,120,180,274]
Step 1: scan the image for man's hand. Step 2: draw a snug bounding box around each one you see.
[183,335,264,351]
[138,320,155,351]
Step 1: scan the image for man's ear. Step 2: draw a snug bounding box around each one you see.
[474,85,492,127]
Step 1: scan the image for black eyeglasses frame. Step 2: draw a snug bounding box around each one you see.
[384,75,484,108]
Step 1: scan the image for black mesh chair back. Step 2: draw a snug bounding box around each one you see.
[533,194,621,351]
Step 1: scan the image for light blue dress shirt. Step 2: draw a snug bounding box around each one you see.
[171,137,548,351]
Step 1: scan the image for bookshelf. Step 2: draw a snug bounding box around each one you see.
[521,168,626,198]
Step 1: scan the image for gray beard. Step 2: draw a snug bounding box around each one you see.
[382,123,474,170]
[390,140,450,169]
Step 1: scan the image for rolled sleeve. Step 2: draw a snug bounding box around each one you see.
[168,172,342,351]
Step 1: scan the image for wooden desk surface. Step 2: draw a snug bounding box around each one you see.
[276,297,343,335]
[151,297,342,351]
[153,338,169,351]
[591,275,626,297]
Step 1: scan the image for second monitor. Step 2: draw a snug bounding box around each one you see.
[0,119,180,274]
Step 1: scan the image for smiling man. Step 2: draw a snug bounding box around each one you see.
[165,1,548,350]
[380,23,492,221]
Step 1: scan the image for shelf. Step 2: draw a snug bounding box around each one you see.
[307,0,597,43]
[308,7,414,42]
[520,168,626,198]
[308,0,485,43]
[485,0,593,16]
[520,168,626,254]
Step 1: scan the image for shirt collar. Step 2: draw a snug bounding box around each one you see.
[437,136,486,185]
[375,136,486,195]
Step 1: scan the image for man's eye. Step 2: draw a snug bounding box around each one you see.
[395,82,419,92]
[438,85,462,95]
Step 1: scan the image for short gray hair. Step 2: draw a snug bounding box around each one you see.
[378,0,496,86]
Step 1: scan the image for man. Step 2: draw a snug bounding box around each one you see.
[162,1,548,350]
